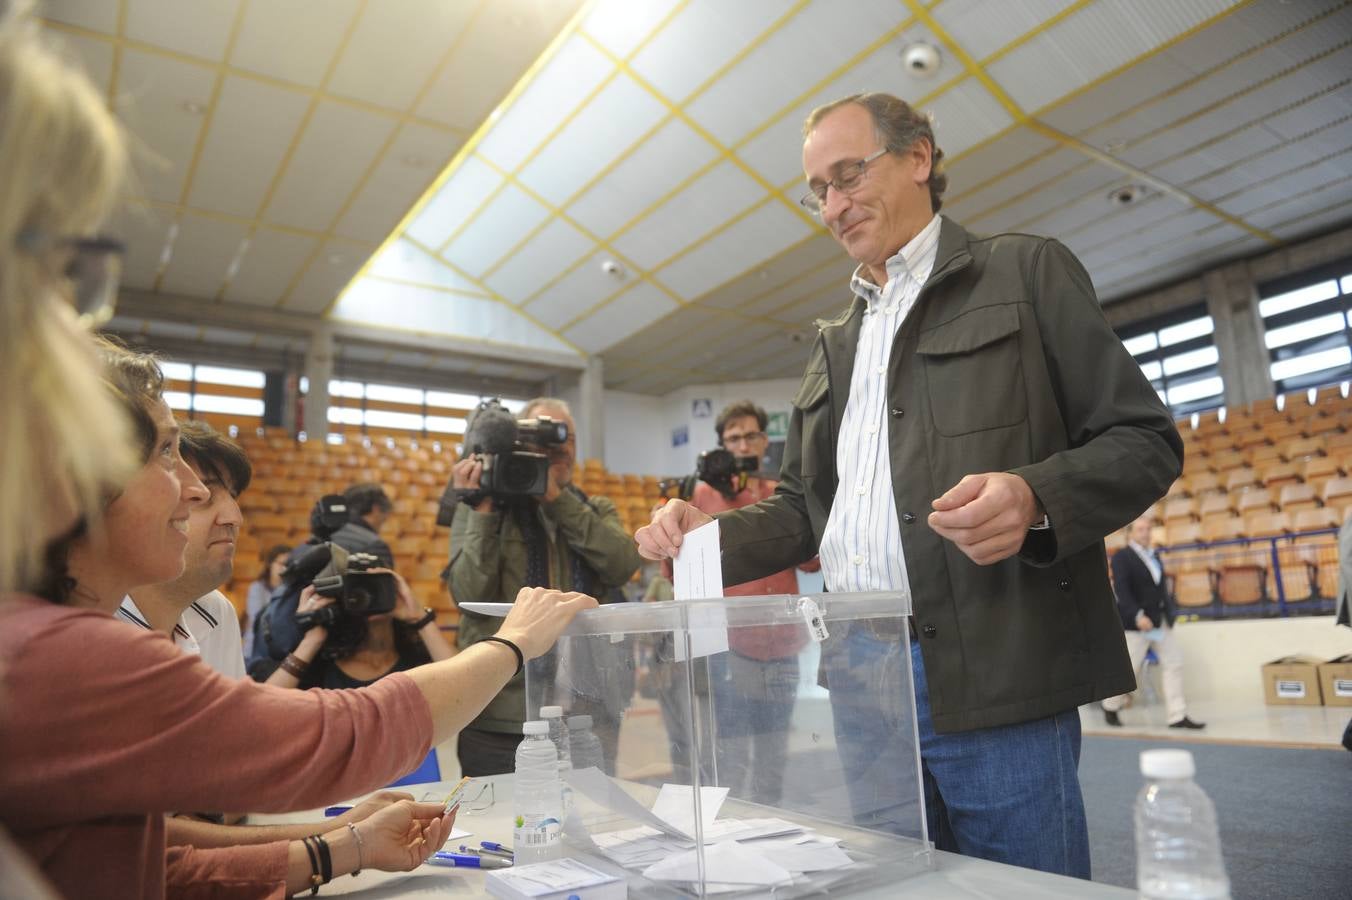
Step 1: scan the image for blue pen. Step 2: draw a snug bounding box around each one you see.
[480,840,512,854]
[429,851,512,869]
[466,843,513,861]
[323,806,352,817]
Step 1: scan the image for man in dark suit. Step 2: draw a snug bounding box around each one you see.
[1103,516,1204,729]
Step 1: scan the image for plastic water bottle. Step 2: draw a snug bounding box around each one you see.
[567,714,605,771]
[540,705,574,812]
[513,721,562,864]
[540,705,572,771]
[1135,749,1231,900]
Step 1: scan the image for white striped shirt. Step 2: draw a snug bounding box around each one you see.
[819,214,942,595]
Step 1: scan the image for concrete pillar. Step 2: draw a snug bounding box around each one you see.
[1204,262,1272,407]
[577,355,605,464]
[303,326,334,439]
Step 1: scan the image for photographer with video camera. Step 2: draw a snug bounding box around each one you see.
[263,542,453,690]
[676,401,819,804]
[443,397,641,776]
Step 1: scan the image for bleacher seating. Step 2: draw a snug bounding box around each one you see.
[1153,385,1352,617]
[218,429,668,629]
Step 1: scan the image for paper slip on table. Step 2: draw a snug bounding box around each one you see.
[251,774,1131,898]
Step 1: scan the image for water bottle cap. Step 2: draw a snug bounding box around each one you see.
[567,714,593,729]
[522,720,549,735]
[540,705,564,718]
[1140,748,1195,779]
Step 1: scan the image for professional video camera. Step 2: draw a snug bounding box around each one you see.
[435,398,569,522]
[289,541,397,633]
[659,447,760,501]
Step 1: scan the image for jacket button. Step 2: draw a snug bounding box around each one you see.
[890,407,905,418]
[901,512,916,524]
[1058,579,1071,592]
[921,624,937,638]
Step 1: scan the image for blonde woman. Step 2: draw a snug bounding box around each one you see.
[0,7,596,898]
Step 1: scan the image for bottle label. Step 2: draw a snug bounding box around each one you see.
[514,813,562,848]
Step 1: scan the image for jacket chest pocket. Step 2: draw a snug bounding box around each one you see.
[792,370,830,477]
[917,305,1028,437]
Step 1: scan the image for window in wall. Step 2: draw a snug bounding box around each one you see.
[1260,258,1352,394]
[1115,302,1225,417]
[321,378,519,438]
[161,362,267,421]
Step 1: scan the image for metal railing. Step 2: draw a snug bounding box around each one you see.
[1154,527,1342,619]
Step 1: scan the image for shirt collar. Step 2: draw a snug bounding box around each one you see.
[117,595,197,644]
[849,213,943,310]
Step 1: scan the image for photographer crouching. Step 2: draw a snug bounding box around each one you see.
[444,397,641,776]
[266,542,454,689]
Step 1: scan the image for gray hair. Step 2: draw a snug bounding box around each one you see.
[804,92,949,212]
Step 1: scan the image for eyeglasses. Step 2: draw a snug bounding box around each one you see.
[722,431,767,446]
[799,149,888,216]
[15,230,126,327]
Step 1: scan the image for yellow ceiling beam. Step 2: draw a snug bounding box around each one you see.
[216,1,367,303]
[39,16,470,136]
[149,0,250,293]
[317,0,601,323]
[105,0,127,110]
[901,0,1278,246]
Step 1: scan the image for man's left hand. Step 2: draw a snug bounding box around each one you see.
[928,472,1043,566]
[539,460,569,504]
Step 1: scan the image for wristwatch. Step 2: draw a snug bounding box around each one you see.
[409,608,437,630]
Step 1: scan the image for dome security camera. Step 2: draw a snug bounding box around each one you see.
[903,42,941,77]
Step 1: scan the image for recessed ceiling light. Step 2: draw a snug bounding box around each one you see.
[1107,184,1146,207]
[181,99,207,115]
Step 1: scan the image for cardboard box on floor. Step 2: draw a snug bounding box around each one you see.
[1317,654,1352,707]
[1261,656,1324,706]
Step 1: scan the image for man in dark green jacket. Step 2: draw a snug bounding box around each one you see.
[448,398,641,776]
[637,93,1182,878]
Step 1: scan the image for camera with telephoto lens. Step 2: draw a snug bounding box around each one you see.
[435,398,569,521]
[697,447,759,498]
[291,542,397,633]
[659,448,759,501]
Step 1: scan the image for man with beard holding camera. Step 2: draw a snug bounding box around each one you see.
[447,397,641,776]
[685,401,820,806]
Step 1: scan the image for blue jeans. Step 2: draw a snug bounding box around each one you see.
[709,651,799,805]
[827,627,1090,878]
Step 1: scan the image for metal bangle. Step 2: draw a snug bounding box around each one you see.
[346,822,364,876]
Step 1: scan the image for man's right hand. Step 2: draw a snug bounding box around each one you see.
[451,457,493,513]
[496,587,598,660]
[634,499,714,560]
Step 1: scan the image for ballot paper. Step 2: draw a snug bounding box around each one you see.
[650,783,729,838]
[673,519,723,600]
[566,768,726,841]
[671,519,728,661]
[485,858,624,900]
[643,840,794,889]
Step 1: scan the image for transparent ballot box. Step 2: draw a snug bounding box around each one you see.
[525,591,931,897]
